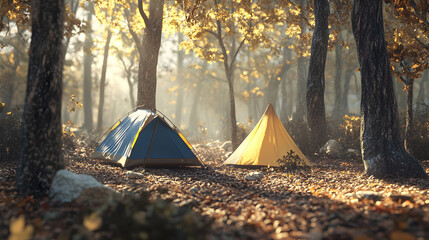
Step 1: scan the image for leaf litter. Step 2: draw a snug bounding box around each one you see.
[0,139,428,239]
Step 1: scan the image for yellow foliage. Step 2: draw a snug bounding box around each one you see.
[8,215,33,240]
[242,90,250,100]
[84,212,102,231]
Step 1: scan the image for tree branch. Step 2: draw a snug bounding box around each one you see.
[138,0,150,27]
[229,38,245,70]
[400,75,413,86]
[204,29,220,39]
[409,0,429,28]
[125,9,142,54]
[415,37,429,51]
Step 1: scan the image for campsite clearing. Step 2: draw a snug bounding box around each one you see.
[1,141,428,239]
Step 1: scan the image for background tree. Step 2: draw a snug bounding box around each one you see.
[293,0,311,121]
[95,1,118,132]
[180,0,287,149]
[384,0,428,153]
[351,0,427,178]
[113,34,139,108]
[136,0,164,111]
[0,0,30,34]
[0,25,29,111]
[306,0,329,152]
[16,0,65,196]
[82,1,94,130]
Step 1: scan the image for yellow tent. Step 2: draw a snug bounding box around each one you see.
[223,104,311,167]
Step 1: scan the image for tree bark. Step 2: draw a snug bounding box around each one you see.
[264,79,281,108]
[96,29,112,133]
[338,66,354,116]
[4,49,19,111]
[188,83,203,133]
[175,32,185,126]
[225,62,238,150]
[332,41,343,120]
[118,51,137,108]
[295,45,306,120]
[306,0,329,152]
[416,70,428,113]
[17,0,65,196]
[404,78,414,153]
[280,78,288,121]
[280,47,291,122]
[295,1,307,121]
[82,3,94,130]
[351,0,427,178]
[136,0,164,112]
[215,21,242,150]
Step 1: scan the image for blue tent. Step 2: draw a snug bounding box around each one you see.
[92,109,203,168]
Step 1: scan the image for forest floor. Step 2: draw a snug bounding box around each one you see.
[1,139,428,240]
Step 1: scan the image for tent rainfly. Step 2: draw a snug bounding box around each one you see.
[223,104,311,167]
[92,109,203,168]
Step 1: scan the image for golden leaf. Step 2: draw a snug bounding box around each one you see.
[411,64,419,69]
[84,212,102,231]
[8,215,34,240]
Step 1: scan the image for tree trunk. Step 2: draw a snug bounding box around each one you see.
[175,32,185,126]
[4,50,19,111]
[61,0,79,123]
[287,76,294,119]
[295,2,307,121]
[127,72,136,108]
[118,52,136,108]
[17,0,65,196]
[395,76,407,111]
[188,82,202,131]
[295,46,306,120]
[82,4,94,130]
[227,72,238,149]
[96,29,112,133]
[264,79,281,108]
[280,78,288,121]
[332,41,343,120]
[404,79,414,153]
[416,70,428,113]
[136,0,164,112]
[280,47,291,122]
[188,62,207,131]
[338,66,354,116]
[351,0,427,178]
[306,0,329,153]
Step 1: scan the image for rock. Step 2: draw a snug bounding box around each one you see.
[355,191,383,201]
[49,169,112,203]
[347,149,360,157]
[75,187,119,208]
[126,171,145,179]
[221,141,232,151]
[320,139,344,159]
[244,172,264,181]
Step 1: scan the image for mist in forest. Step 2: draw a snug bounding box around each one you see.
[0,0,427,144]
